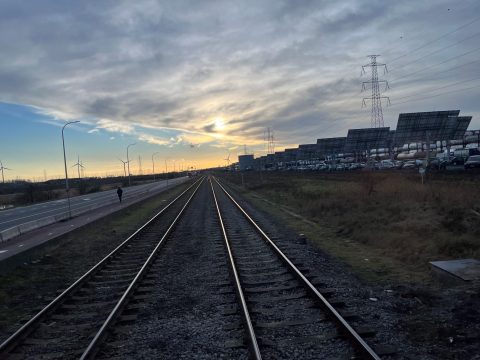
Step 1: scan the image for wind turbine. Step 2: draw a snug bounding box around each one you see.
[0,161,12,184]
[72,155,84,181]
[117,158,129,177]
[224,152,231,167]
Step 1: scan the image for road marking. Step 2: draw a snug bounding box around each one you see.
[82,198,90,201]
[0,250,8,254]
[48,233,53,235]
[18,244,24,247]
[0,177,188,227]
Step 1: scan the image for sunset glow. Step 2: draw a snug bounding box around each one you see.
[0,1,478,180]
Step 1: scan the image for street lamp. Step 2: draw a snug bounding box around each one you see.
[152,152,160,182]
[62,120,80,218]
[165,159,168,186]
[126,143,136,186]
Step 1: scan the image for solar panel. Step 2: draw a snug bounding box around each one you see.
[344,127,391,152]
[316,137,346,155]
[298,144,318,159]
[274,152,285,162]
[393,110,462,146]
[452,116,472,140]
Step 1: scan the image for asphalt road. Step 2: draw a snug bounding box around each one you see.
[0,177,187,233]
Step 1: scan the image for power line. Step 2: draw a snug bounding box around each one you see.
[324,81,480,138]
[390,83,480,106]
[389,31,480,73]
[393,76,480,101]
[388,15,480,64]
[390,45,480,82]
[393,58,480,85]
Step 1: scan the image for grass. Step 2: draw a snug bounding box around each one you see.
[219,171,480,284]
[0,180,192,340]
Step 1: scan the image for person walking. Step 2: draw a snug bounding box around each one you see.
[117,186,123,203]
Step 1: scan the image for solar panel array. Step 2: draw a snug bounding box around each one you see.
[344,127,391,152]
[316,137,346,155]
[393,110,464,145]
[252,110,473,167]
[297,144,318,159]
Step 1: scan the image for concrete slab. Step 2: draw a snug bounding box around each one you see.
[430,259,480,281]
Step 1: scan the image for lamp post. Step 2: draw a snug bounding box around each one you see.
[165,159,168,186]
[126,143,136,186]
[62,120,80,218]
[152,152,160,182]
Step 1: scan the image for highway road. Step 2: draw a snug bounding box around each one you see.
[0,177,187,233]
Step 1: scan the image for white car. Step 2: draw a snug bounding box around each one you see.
[379,160,395,169]
[402,160,417,169]
[465,155,480,169]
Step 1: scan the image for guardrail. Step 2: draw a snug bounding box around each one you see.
[0,177,188,243]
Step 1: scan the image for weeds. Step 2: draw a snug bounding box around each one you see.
[220,171,480,267]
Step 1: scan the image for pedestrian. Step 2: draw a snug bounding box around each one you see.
[117,186,123,203]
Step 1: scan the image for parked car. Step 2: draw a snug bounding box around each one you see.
[464,155,480,169]
[427,158,441,170]
[379,160,395,169]
[454,148,480,164]
[402,160,417,169]
[450,156,466,166]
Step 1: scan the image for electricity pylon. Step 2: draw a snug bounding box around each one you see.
[264,127,275,155]
[361,55,390,128]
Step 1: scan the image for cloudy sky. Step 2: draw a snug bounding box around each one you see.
[1,0,479,179]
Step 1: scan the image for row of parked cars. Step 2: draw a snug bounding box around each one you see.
[280,155,480,172]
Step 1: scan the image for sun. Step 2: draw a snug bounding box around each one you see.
[213,117,226,131]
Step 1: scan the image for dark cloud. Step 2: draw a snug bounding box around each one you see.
[0,0,478,150]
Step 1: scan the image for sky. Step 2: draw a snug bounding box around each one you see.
[1,0,479,180]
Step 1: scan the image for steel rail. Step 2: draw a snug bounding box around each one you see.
[80,176,205,359]
[209,177,262,360]
[213,177,381,360]
[0,176,203,356]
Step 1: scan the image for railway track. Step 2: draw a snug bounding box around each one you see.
[0,176,204,359]
[210,176,382,359]
[1,175,386,359]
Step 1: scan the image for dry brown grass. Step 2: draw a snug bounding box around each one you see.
[221,171,480,270]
